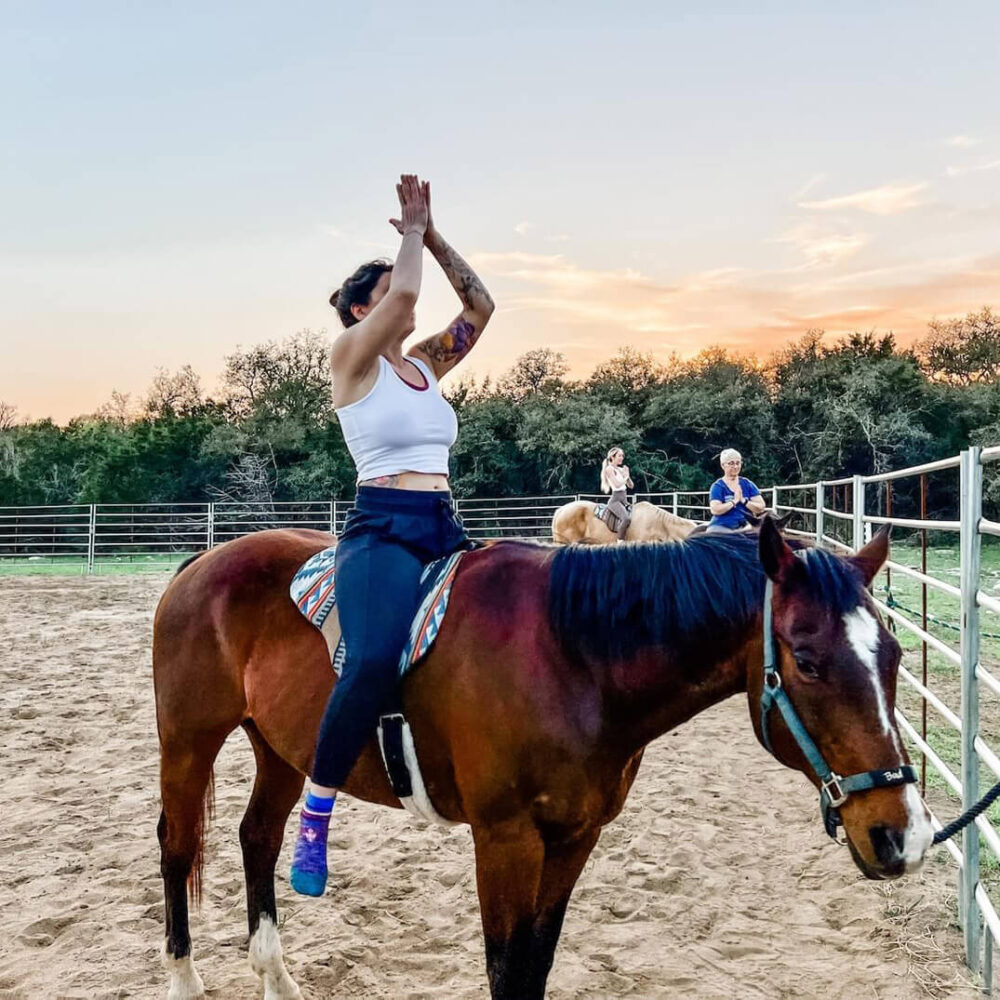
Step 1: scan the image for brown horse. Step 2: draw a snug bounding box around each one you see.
[550,498,696,543]
[154,518,933,1000]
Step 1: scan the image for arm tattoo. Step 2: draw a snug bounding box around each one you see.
[429,235,495,315]
[422,318,479,363]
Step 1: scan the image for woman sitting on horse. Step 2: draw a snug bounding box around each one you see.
[600,447,634,542]
[706,448,766,534]
[290,174,495,896]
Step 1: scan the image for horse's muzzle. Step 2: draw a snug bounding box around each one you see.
[869,825,907,877]
[847,820,932,880]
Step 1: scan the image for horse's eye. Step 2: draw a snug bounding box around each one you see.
[796,658,820,680]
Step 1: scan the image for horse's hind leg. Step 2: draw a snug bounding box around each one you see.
[158,728,229,1000]
[241,721,305,1000]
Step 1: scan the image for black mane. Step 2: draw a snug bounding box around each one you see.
[547,534,864,664]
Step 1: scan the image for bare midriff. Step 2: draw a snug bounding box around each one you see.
[358,471,450,491]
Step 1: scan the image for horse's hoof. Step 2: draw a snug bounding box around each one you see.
[162,941,207,1000]
[250,916,303,1000]
[167,981,207,1000]
[264,983,304,1000]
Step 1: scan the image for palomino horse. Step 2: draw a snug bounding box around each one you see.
[154,518,933,1000]
[551,498,696,543]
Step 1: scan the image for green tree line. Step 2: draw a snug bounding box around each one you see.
[2,310,1000,512]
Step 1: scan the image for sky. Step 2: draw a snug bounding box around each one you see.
[2,1,1000,423]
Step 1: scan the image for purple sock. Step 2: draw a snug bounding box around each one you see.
[290,792,334,896]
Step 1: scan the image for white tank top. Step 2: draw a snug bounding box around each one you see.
[335,355,458,482]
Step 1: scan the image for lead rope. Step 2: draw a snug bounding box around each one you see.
[932,780,1000,845]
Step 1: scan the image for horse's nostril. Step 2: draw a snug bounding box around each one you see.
[869,825,906,867]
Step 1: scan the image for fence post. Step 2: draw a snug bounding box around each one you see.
[851,476,864,552]
[959,446,983,972]
[87,504,96,574]
[207,503,215,550]
[815,482,824,545]
[329,500,336,534]
[771,486,778,513]
[672,492,679,517]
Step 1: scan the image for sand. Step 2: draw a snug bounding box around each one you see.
[0,573,984,999]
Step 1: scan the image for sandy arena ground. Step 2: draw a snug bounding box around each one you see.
[0,573,986,999]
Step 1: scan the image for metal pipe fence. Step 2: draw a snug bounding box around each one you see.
[2,451,999,985]
[766,451,1000,988]
[0,495,591,565]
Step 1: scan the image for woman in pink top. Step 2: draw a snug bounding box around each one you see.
[600,447,634,541]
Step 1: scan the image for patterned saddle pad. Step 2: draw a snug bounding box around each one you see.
[289,544,467,827]
[289,545,466,677]
[595,501,628,534]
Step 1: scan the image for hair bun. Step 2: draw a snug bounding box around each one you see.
[329,289,340,308]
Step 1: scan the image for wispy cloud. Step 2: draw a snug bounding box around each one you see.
[466,246,1000,370]
[945,158,1000,178]
[776,225,868,268]
[798,181,928,216]
[946,135,981,148]
[513,221,570,242]
[469,252,649,293]
[795,173,830,199]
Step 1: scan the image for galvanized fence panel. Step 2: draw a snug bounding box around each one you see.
[93,504,211,562]
[455,494,577,540]
[211,502,336,544]
[0,504,93,561]
[846,448,1000,986]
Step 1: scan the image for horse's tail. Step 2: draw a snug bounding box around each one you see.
[174,550,207,577]
[551,503,570,543]
[189,771,215,905]
[552,514,570,544]
[552,501,592,544]
[154,543,226,908]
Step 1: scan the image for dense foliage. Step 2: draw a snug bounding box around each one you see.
[2,311,999,509]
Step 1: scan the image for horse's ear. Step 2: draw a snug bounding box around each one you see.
[850,525,890,586]
[758,515,796,581]
[775,510,797,530]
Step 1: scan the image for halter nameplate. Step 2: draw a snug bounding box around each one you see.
[760,580,918,839]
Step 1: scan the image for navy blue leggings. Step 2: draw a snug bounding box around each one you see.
[311,487,470,788]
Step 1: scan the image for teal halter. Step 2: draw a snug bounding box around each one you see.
[759,580,918,839]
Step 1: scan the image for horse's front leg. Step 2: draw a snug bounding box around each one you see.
[528,829,601,990]
[473,822,599,1000]
[473,821,547,1000]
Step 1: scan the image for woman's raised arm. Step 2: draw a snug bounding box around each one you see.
[331,175,428,380]
[408,182,495,379]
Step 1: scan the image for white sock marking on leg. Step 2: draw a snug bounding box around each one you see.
[249,914,302,1000]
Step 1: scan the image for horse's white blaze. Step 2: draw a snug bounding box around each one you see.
[162,941,206,1000]
[249,915,303,1000]
[843,606,894,741]
[902,783,934,871]
[844,606,933,868]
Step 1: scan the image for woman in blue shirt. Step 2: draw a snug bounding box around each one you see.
[707,448,766,533]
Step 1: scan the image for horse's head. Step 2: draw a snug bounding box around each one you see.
[742,508,797,531]
[750,517,933,879]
